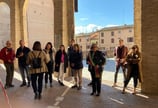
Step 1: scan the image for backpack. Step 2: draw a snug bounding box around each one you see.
[32,51,42,69]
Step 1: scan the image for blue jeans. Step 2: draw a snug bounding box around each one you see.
[19,64,30,84]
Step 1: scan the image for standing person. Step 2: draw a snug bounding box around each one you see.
[16,40,31,87]
[70,44,83,90]
[112,39,128,87]
[122,45,142,94]
[26,41,48,100]
[67,39,75,81]
[55,45,68,86]
[43,42,54,88]
[0,40,15,89]
[87,44,105,96]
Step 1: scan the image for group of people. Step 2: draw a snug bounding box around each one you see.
[0,38,142,100]
[0,39,85,100]
[112,39,142,94]
[0,40,55,99]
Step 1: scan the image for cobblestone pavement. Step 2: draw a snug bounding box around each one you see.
[0,64,158,108]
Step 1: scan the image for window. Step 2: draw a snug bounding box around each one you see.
[101,39,104,44]
[80,45,82,49]
[86,45,90,49]
[127,37,133,42]
[129,29,132,32]
[79,38,82,42]
[118,31,121,33]
[111,38,114,43]
[101,32,104,37]
[110,47,115,50]
[111,31,114,36]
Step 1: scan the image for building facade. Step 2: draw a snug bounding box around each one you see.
[75,25,134,58]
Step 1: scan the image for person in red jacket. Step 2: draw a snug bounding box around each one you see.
[0,40,15,89]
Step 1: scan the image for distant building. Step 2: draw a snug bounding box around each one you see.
[75,25,134,58]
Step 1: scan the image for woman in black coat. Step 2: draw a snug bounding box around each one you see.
[122,45,142,95]
[70,44,83,90]
[55,45,68,86]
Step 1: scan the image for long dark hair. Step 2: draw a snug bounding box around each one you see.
[59,44,66,53]
[45,42,53,53]
[132,45,140,53]
[32,41,42,51]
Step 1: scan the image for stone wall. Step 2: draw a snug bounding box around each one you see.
[135,0,158,94]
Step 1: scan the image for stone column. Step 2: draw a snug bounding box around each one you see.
[62,0,68,48]
[134,0,141,50]
[54,0,63,49]
[10,0,23,69]
[67,0,75,41]
[135,0,158,94]
[10,0,22,49]
[20,0,29,46]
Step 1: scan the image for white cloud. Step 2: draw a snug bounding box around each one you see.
[105,24,119,27]
[80,18,88,21]
[75,24,121,34]
[75,24,103,34]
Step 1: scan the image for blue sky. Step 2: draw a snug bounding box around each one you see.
[75,0,134,34]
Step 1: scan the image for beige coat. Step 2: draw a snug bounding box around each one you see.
[27,51,49,74]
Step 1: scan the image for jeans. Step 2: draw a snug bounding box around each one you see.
[19,64,30,84]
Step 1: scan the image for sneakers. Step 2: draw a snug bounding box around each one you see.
[90,92,95,96]
[90,92,100,96]
[77,86,82,90]
[20,83,26,87]
[20,82,30,87]
[4,84,14,89]
[88,82,92,86]
[34,93,42,100]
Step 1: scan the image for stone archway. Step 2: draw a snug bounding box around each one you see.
[0,2,10,49]
[25,0,54,48]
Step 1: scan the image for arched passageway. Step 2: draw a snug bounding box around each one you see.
[0,0,156,94]
[0,2,10,49]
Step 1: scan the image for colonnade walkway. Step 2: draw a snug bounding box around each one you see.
[0,64,158,108]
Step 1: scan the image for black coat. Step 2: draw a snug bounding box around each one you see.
[55,50,68,73]
[69,50,83,69]
[87,50,106,76]
[16,46,30,66]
